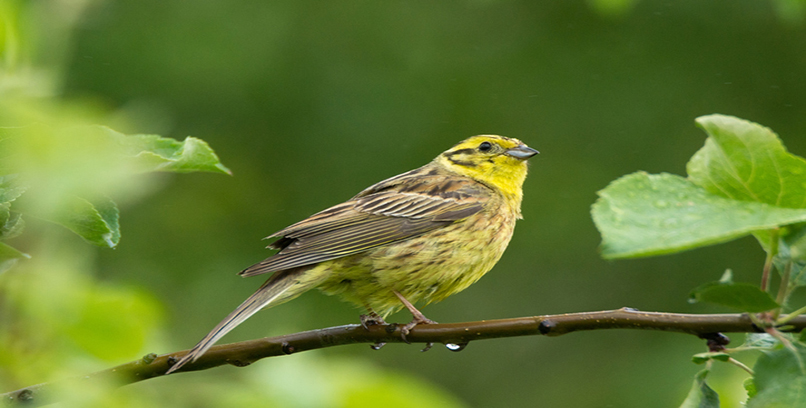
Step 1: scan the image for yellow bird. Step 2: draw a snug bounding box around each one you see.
[167,135,538,374]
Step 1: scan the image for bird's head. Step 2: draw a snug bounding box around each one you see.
[435,135,538,200]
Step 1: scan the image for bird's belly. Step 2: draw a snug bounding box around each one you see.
[319,211,516,317]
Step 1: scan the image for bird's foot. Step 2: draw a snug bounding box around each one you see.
[393,290,437,343]
[360,312,387,330]
[399,315,438,343]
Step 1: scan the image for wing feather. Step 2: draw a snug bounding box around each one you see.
[240,168,492,277]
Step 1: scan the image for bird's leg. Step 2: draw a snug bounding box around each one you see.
[393,291,437,327]
[393,290,437,345]
[360,307,386,330]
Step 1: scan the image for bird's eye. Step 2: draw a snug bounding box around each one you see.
[478,141,492,152]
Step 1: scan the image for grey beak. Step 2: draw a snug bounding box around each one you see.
[505,145,539,160]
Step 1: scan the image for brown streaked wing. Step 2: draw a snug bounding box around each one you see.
[239,173,491,277]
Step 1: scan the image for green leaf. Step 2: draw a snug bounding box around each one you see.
[0,175,27,240]
[742,333,779,350]
[689,280,779,313]
[782,223,806,262]
[689,114,806,209]
[592,172,806,259]
[789,264,806,289]
[0,241,30,273]
[754,343,806,389]
[104,127,232,175]
[0,207,25,239]
[772,225,806,289]
[744,377,757,398]
[0,174,27,203]
[692,352,731,364]
[780,259,806,288]
[48,195,120,248]
[679,369,720,408]
[748,343,806,408]
[593,115,806,259]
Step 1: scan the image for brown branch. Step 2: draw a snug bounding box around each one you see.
[4,308,806,407]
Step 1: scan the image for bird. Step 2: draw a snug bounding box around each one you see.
[166,135,538,374]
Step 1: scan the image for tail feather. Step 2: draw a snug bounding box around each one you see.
[166,266,317,374]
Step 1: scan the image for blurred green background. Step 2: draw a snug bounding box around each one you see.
[3,0,806,406]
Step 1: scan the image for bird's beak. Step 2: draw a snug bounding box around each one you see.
[505,145,539,160]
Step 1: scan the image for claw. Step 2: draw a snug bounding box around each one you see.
[360,311,387,330]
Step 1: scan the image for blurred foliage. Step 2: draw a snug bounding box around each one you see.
[0,1,467,406]
[679,369,720,408]
[1,0,806,407]
[595,115,806,405]
[747,343,806,407]
[589,0,806,23]
[0,0,184,402]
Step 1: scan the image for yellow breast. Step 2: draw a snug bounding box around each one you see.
[319,196,519,317]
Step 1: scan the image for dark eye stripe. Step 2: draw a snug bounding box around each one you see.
[447,157,478,167]
[444,148,476,157]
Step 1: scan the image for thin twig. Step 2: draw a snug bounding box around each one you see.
[727,357,754,376]
[4,308,806,407]
[760,229,779,293]
[778,304,806,326]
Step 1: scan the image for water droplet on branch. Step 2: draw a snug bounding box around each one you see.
[445,342,469,352]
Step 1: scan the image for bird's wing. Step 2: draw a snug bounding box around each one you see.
[239,171,490,277]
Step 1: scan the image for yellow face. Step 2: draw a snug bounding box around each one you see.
[435,135,538,200]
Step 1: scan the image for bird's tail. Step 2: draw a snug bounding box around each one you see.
[166,266,321,374]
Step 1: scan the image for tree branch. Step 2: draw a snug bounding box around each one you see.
[5,308,805,407]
